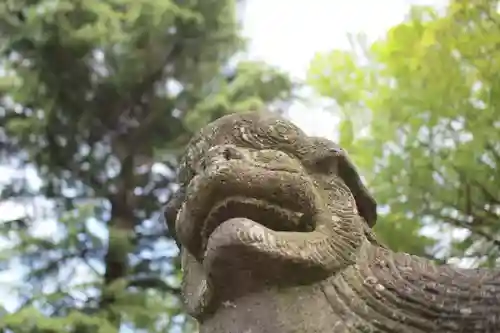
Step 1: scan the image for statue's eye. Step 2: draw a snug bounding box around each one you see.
[312,147,343,174]
[178,169,191,188]
[315,155,334,172]
[177,156,199,186]
[313,155,337,174]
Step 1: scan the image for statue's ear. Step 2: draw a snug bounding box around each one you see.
[336,151,377,227]
[307,137,377,227]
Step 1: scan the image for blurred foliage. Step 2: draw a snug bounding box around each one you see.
[308,0,500,267]
[0,0,294,332]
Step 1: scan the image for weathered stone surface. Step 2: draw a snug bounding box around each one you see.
[165,111,500,333]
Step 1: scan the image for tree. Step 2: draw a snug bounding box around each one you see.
[307,0,500,267]
[0,0,294,331]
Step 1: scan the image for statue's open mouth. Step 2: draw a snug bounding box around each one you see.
[176,161,318,261]
[201,196,314,256]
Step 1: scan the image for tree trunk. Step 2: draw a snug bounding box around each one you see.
[100,154,137,329]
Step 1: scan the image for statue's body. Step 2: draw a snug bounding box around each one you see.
[165,111,500,333]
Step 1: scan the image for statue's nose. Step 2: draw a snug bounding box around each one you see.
[202,144,246,169]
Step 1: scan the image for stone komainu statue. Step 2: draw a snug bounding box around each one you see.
[165,111,500,333]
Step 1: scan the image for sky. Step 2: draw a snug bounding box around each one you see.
[0,0,451,326]
[242,0,448,136]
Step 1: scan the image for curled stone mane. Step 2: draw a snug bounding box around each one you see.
[165,111,500,333]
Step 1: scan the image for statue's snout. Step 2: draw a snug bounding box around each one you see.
[200,145,247,171]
